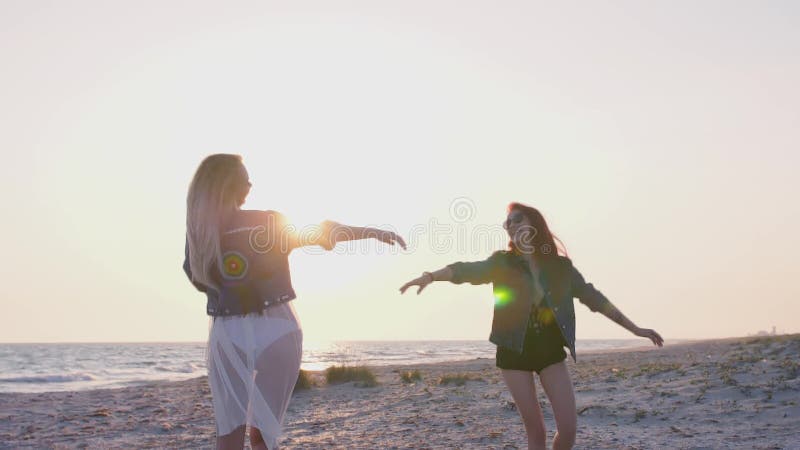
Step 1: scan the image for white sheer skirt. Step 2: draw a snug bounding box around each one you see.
[206,301,302,449]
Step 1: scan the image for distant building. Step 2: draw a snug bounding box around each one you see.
[751,326,779,337]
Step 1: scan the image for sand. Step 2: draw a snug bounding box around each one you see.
[1,335,798,449]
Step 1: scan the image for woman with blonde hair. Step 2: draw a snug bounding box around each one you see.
[183,154,405,449]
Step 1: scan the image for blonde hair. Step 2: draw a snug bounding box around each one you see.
[185,154,248,291]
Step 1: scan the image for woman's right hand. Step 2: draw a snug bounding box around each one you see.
[399,273,434,295]
[372,228,407,250]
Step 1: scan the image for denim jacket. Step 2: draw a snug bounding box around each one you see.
[447,251,615,361]
[183,209,334,317]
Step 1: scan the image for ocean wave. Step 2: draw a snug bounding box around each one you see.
[154,363,201,373]
[0,373,96,383]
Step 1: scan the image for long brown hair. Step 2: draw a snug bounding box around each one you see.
[506,202,568,259]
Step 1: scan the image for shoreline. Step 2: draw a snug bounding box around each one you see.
[0,343,664,398]
[1,334,798,448]
[0,339,660,396]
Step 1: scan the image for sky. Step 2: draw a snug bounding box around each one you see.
[1,1,798,344]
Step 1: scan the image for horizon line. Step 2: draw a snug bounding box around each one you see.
[2,336,774,345]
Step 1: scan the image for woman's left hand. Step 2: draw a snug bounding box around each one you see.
[635,327,664,347]
[374,229,407,250]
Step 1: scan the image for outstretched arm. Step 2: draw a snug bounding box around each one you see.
[327,223,406,250]
[399,252,501,295]
[264,211,406,252]
[600,302,663,347]
[399,266,455,294]
[570,263,664,347]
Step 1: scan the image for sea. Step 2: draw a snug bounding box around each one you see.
[0,340,651,393]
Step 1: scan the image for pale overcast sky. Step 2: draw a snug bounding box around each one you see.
[1,1,798,343]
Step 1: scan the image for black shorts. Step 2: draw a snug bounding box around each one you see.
[496,319,567,374]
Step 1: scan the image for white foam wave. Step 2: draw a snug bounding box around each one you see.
[0,373,96,383]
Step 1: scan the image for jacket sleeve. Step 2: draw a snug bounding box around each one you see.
[183,237,208,293]
[569,261,614,314]
[447,251,502,285]
[258,211,337,252]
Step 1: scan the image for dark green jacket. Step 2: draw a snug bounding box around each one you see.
[447,251,615,361]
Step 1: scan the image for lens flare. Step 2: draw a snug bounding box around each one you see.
[536,307,556,325]
[221,251,248,279]
[494,287,513,307]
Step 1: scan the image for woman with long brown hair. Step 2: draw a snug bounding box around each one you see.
[183,154,405,449]
[400,202,662,450]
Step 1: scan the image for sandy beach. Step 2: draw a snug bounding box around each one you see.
[1,334,798,449]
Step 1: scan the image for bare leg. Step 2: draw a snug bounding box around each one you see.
[216,425,246,450]
[538,361,577,450]
[501,369,547,450]
[248,330,302,450]
[250,427,269,450]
